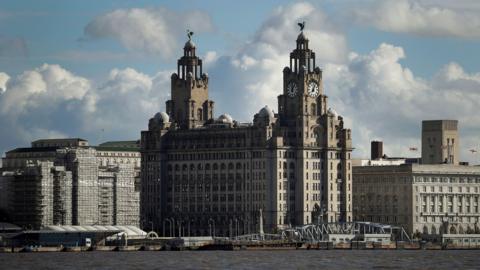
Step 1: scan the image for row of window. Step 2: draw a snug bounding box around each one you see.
[417,185,480,193]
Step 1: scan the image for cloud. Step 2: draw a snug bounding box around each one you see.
[0,64,171,158]
[352,0,480,38]
[1,1,479,165]
[83,7,214,58]
[207,2,348,122]
[323,44,480,162]
[81,67,171,135]
[0,64,90,116]
[0,72,9,93]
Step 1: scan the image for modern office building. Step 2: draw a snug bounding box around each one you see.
[0,139,140,229]
[353,164,480,236]
[141,27,353,236]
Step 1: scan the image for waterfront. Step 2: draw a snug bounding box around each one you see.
[1,250,479,269]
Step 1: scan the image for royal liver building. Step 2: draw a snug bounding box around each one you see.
[141,26,353,236]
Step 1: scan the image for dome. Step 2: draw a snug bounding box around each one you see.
[217,114,234,124]
[327,108,338,118]
[184,40,196,49]
[154,112,170,123]
[258,105,275,119]
[297,31,308,41]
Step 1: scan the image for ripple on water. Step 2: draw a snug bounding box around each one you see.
[1,250,479,270]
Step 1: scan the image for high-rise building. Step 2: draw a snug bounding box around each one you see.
[0,139,140,229]
[141,27,353,236]
[422,120,459,165]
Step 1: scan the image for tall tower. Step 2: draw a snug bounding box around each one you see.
[275,23,353,225]
[166,32,214,129]
[422,120,459,164]
[277,28,327,146]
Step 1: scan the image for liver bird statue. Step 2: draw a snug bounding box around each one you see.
[187,29,194,40]
[298,21,305,31]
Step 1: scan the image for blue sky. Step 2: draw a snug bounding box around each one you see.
[1,0,480,163]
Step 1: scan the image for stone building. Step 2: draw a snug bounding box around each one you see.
[141,28,353,236]
[0,139,140,229]
[422,120,459,165]
[353,164,480,236]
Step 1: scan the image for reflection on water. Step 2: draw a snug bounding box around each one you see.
[1,250,479,270]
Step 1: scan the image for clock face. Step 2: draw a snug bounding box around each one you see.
[287,81,298,97]
[308,81,319,97]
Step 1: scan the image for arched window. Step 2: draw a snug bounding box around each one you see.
[175,164,179,171]
[228,163,234,170]
[236,163,242,170]
[205,164,211,170]
[182,164,188,171]
[221,163,226,170]
[190,164,195,171]
[197,164,203,170]
[213,164,218,170]
[311,103,316,115]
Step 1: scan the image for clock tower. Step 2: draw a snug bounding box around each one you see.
[278,28,327,146]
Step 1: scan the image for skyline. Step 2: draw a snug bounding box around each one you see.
[1,0,480,164]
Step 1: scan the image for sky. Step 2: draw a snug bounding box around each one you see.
[1,0,480,164]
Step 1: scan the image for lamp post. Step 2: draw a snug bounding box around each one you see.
[163,219,172,237]
[177,220,182,237]
[234,218,239,239]
[208,218,215,238]
[169,218,175,237]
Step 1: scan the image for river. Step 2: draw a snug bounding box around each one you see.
[1,250,479,269]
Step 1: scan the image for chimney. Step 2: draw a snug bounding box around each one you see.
[371,141,383,160]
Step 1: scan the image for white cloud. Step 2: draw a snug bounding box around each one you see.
[324,43,480,162]
[0,72,9,93]
[0,64,90,116]
[84,7,214,58]
[208,2,348,121]
[0,64,171,159]
[353,0,480,38]
[1,1,479,166]
[82,67,171,134]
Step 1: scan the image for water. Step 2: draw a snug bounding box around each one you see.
[1,250,479,269]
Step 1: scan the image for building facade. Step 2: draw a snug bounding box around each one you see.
[0,139,140,229]
[353,164,480,236]
[141,29,353,236]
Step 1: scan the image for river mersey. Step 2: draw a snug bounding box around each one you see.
[1,250,479,269]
